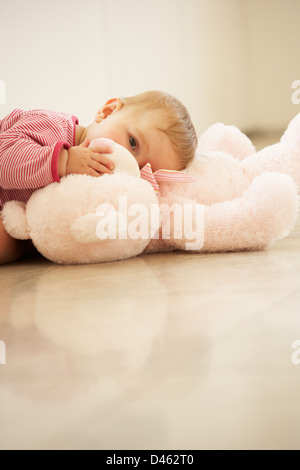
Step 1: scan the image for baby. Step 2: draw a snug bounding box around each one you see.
[0,90,198,263]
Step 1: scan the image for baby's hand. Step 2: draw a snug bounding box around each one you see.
[65,138,114,177]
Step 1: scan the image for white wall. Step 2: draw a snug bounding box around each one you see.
[0,0,299,135]
[245,0,300,131]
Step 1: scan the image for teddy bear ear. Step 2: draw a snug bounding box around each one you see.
[1,201,31,240]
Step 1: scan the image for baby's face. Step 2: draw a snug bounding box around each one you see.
[86,107,181,172]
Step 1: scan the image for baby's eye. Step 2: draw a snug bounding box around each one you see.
[129,136,137,151]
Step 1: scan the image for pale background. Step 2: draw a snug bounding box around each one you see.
[1,0,300,451]
[0,0,300,136]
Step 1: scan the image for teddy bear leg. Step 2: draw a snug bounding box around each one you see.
[197,122,256,161]
[243,112,300,189]
[242,141,300,190]
[281,112,300,148]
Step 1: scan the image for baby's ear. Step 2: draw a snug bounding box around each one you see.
[1,201,31,240]
[95,98,122,122]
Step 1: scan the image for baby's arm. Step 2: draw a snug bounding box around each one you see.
[58,138,114,177]
[0,136,115,192]
[0,215,33,264]
[0,137,67,190]
[0,214,22,264]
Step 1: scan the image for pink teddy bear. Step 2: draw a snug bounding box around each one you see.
[2,113,300,264]
[146,113,300,255]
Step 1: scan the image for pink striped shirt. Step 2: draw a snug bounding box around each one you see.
[140,162,196,193]
[0,108,78,209]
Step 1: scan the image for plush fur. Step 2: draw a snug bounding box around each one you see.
[2,115,300,264]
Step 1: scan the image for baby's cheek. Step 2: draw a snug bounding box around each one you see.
[135,154,148,169]
[86,128,100,141]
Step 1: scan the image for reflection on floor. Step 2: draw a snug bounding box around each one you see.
[1,133,300,450]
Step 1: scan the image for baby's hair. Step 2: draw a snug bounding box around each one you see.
[121,91,198,168]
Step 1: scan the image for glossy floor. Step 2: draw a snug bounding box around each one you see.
[1,136,300,450]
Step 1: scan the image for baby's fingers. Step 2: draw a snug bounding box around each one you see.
[80,138,90,148]
[90,159,113,175]
[92,153,114,171]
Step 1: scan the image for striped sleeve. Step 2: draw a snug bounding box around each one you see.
[0,135,70,190]
[0,109,75,190]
